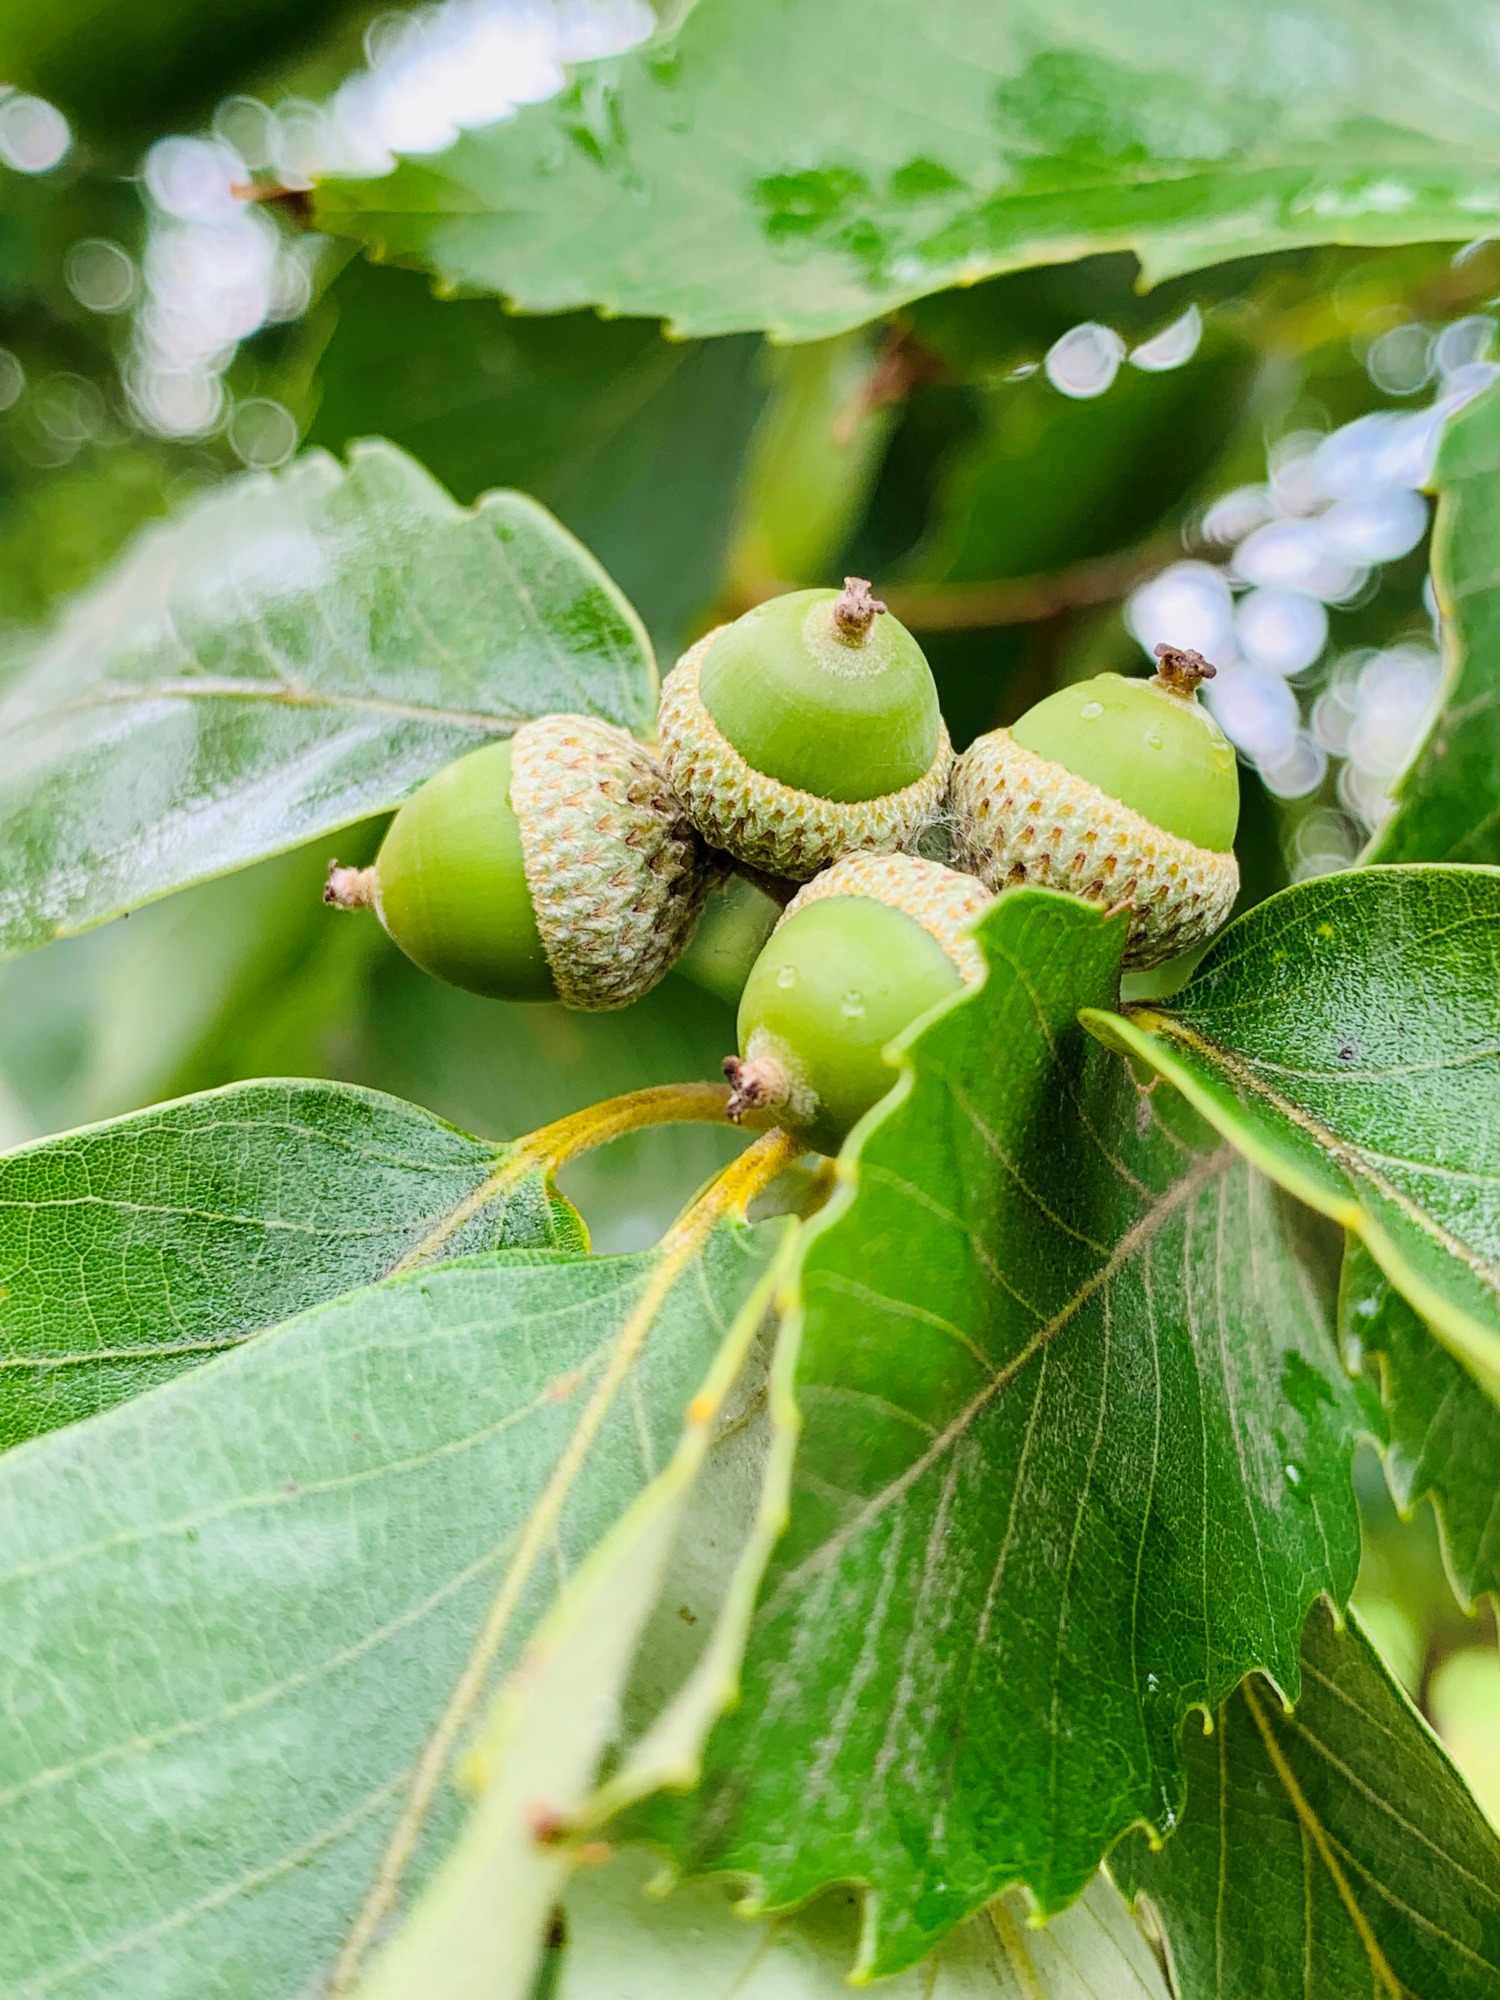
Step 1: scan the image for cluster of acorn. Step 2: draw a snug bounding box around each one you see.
[326,580,1240,1155]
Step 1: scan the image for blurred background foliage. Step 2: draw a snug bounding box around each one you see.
[1,0,1497,1822]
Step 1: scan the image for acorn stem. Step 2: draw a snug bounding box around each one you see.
[831,576,887,643]
[722,1053,791,1124]
[324,861,378,910]
[537,1081,737,1162]
[1151,643,1216,698]
[386,1082,741,1277]
[718,853,798,908]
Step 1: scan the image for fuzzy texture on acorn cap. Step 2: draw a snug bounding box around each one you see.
[509,712,715,1008]
[947,731,1238,969]
[658,627,953,881]
[779,851,993,984]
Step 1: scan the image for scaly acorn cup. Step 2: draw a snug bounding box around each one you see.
[658,577,953,881]
[324,715,715,1009]
[947,643,1241,970]
[725,852,993,1155]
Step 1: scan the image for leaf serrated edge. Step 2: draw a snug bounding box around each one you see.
[1081,1004,1500,1406]
[626,896,1291,1984]
[580,1223,804,1824]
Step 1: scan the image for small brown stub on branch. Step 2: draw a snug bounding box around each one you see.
[231,181,316,229]
[543,1366,586,1403]
[859,327,949,420]
[527,1804,569,1845]
[323,860,377,910]
[832,576,887,642]
[1151,643,1216,697]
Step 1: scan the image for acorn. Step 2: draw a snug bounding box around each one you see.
[724,852,993,1155]
[658,578,953,882]
[324,714,714,1009]
[947,644,1240,970]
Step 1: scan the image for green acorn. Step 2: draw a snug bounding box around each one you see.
[947,645,1240,969]
[658,579,953,882]
[724,852,992,1154]
[325,714,714,1009]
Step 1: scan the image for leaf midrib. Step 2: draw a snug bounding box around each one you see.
[0,1333,252,1374]
[762,1143,1233,1620]
[1284,1682,1495,1899]
[6,676,522,735]
[1240,1677,1403,1999]
[1243,1673,1500,1988]
[421,126,1500,210]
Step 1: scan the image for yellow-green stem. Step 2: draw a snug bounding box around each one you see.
[389,1083,735,1278]
[530,1081,734,1169]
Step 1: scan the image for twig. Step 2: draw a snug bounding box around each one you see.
[727,536,1182,634]
[879,538,1183,631]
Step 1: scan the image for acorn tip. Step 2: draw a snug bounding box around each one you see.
[832,576,887,642]
[324,860,377,911]
[1151,644,1216,697]
[723,1053,781,1123]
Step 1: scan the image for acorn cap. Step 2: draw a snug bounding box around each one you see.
[658,628,953,881]
[510,712,715,1009]
[947,729,1239,971]
[780,851,993,985]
